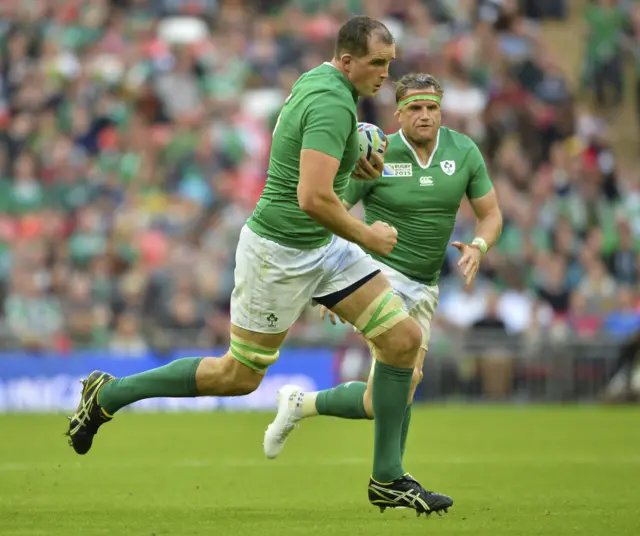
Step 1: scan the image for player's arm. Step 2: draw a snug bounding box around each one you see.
[297,97,377,249]
[452,144,502,286]
[465,144,503,253]
[468,187,502,251]
[299,149,374,246]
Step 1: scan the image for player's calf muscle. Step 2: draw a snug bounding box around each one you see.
[363,345,424,416]
[362,363,422,417]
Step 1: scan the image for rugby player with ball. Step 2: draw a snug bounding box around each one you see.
[66,17,452,517]
[264,74,503,512]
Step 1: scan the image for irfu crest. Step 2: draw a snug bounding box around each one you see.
[440,160,455,176]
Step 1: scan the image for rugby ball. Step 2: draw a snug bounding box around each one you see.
[357,122,387,163]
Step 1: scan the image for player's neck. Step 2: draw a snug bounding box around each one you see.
[329,58,346,76]
[328,59,358,95]
[402,129,437,166]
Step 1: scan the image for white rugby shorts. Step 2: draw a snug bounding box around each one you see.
[230,225,379,333]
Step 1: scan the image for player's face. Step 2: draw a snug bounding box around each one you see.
[342,37,395,97]
[396,90,442,144]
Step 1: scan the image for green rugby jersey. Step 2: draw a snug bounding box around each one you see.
[247,63,360,249]
[344,127,493,285]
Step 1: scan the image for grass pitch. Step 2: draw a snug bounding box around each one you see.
[1,405,639,535]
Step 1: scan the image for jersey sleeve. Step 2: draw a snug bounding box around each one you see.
[301,92,354,160]
[465,143,493,199]
[342,178,375,208]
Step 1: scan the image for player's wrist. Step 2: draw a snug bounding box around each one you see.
[354,222,376,249]
[470,237,488,256]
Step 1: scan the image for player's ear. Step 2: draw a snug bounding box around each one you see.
[341,54,353,72]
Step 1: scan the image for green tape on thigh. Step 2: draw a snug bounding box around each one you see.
[230,347,270,371]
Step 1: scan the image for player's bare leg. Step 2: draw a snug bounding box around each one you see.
[66,325,286,455]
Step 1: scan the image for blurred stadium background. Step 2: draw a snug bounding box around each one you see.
[2,2,640,535]
[1,0,640,410]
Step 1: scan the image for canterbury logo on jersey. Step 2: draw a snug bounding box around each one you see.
[419,176,433,187]
[383,163,412,177]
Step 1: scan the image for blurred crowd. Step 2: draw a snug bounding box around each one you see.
[1,0,640,364]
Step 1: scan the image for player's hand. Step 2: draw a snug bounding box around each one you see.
[352,152,384,181]
[452,241,483,288]
[365,220,397,255]
[320,305,346,325]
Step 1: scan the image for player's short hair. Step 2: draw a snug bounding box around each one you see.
[395,73,444,103]
[335,16,394,59]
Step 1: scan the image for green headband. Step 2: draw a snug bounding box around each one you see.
[397,93,442,110]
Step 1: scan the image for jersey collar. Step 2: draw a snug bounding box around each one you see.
[322,61,359,102]
[399,128,440,169]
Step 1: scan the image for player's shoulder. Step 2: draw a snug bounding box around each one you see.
[438,127,479,153]
[296,63,356,104]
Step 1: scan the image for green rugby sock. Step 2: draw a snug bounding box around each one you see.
[98,357,203,415]
[372,361,413,482]
[315,381,370,419]
[400,404,412,459]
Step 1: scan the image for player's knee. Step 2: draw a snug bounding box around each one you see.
[357,290,420,367]
[197,355,262,396]
[223,354,263,395]
[403,320,423,355]
[377,318,422,367]
[229,372,265,395]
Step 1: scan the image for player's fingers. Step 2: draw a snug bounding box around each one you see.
[451,241,464,251]
[465,261,479,282]
[464,256,480,276]
[359,156,377,178]
[458,253,470,267]
[320,306,327,320]
[340,316,347,324]
[329,310,337,325]
[370,152,384,170]
[465,263,475,285]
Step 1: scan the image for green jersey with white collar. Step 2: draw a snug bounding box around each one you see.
[343,127,492,285]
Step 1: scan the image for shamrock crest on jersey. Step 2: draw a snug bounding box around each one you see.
[440,160,456,176]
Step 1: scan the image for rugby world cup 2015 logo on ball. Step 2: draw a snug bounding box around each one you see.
[357,122,387,163]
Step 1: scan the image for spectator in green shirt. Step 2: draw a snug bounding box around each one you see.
[583,0,629,108]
